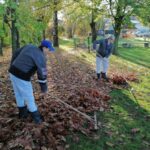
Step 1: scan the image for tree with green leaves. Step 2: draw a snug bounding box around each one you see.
[136,0,150,27]
[31,0,63,47]
[105,0,142,55]
[3,0,20,52]
[63,0,103,42]
[76,0,103,42]
[62,1,90,38]
[2,0,54,52]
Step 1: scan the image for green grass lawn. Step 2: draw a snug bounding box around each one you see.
[59,38,150,150]
[118,37,150,47]
[118,47,150,68]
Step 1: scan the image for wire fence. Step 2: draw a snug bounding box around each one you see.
[73,36,150,50]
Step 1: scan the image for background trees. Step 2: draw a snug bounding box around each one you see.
[0,0,148,55]
[105,0,142,54]
[1,0,54,53]
[136,0,150,27]
[63,0,103,42]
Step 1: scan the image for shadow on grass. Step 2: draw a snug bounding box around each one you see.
[67,89,150,150]
[117,47,150,69]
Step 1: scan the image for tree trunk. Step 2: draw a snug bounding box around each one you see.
[113,32,120,55]
[11,1,20,53]
[43,29,46,40]
[11,16,20,52]
[0,38,3,56]
[16,28,20,48]
[67,27,73,39]
[90,19,97,43]
[72,22,77,38]
[53,0,59,47]
[113,19,122,55]
[90,9,97,43]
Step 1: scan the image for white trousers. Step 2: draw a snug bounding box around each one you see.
[10,73,37,112]
[96,56,109,74]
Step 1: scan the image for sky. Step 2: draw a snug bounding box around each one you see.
[0,0,4,4]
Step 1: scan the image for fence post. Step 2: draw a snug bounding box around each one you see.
[144,42,149,48]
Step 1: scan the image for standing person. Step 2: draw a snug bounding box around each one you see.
[93,35,114,81]
[9,40,55,124]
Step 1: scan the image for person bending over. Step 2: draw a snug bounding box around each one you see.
[9,40,55,124]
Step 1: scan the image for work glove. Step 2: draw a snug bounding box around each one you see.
[39,82,48,93]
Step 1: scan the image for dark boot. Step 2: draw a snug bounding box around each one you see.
[30,110,43,124]
[97,73,101,80]
[18,106,29,119]
[101,72,109,81]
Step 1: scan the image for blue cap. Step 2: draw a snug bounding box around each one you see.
[41,40,55,51]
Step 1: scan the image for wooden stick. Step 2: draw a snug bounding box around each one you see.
[47,95,95,122]
[55,98,95,122]
[55,98,99,130]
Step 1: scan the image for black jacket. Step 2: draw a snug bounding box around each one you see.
[9,44,48,92]
[93,39,113,57]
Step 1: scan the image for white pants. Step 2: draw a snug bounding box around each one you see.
[96,56,109,74]
[10,73,37,112]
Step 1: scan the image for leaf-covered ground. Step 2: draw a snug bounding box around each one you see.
[0,47,148,150]
[0,48,112,150]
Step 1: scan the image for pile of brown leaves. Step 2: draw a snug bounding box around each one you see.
[111,75,127,85]
[111,73,138,85]
[66,88,111,113]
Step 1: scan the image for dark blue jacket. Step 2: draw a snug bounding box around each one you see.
[9,44,47,92]
[93,39,113,57]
